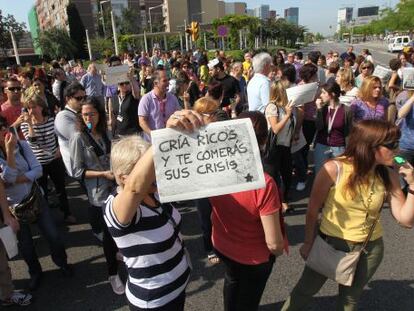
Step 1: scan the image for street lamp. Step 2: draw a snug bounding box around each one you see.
[191,11,205,22]
[100,0,110,38]
[149,4,164,33]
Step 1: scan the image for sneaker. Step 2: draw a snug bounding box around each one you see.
[296,181,306,191]
[2,291,32,306]
[93,232,104,242]
[108,275,125,295]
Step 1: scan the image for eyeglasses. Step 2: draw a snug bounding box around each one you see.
[6,87,22,92]
[73,95,87,101]
[119,81,130,86]
[82,112,97,117]
[381,141,399,150]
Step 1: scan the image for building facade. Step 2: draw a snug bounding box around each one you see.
[284,7,299,25]
[356,6,379,25]
[254,5,269,20]
[337,7,353,32]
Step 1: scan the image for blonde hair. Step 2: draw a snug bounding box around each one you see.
[193,97,219,114]
[337,68,354,90]
[359,76,382,102]
[111,135,150,178]
[22,86,48,114]
[269,81,288,108]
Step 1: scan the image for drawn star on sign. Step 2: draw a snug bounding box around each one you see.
[244,173,253,182]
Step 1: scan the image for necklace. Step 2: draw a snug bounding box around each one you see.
[358,177,377,232]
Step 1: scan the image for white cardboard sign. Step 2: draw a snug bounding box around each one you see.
[286,82,319,106]
[402,68,414,90]
[105,65,129,85]
[373,65,392,85]
[152,119,266,203]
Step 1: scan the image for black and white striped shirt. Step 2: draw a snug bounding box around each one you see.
[21,117,58,165]
[104,195,191,309]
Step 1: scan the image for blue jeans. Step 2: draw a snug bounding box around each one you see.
[314,143,345,174]
[16,197,67,277]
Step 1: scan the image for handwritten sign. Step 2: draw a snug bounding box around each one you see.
[373,65,392,85]
[402,68,414,90]
[286,82,319,106]
[105,65,129,85]
[152,119,266,203]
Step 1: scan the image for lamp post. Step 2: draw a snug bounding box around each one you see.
[149,4,164,33]
[99,0,110,38]
[191,11,205,22]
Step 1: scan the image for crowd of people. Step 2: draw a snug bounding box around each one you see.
[0,43,414,310]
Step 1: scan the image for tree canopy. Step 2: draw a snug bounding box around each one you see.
[36,27,78,59]
[0,9,26,57]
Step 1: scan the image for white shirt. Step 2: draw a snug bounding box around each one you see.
[247,73,270,113]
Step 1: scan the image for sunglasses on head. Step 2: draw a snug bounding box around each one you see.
[381,141,399,150]
[7,87,22,92]
[119,81,130,86]
[73,95,87,101]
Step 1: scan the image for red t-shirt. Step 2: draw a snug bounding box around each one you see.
[210,173,282,265]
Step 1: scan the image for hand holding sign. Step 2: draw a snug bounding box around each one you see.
[153,117,266,203]
[286,82,319,107]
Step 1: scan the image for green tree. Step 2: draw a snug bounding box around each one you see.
[0,10,26,59]
[119,8,140,35]
[36,27,78,59]
[67,3,87,59]
[88,37,114,58]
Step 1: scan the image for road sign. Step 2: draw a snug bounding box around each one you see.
[217,25,228,37]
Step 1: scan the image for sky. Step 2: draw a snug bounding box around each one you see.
[0,0,401,35]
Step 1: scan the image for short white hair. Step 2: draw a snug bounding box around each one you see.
[111,135,150,177]
[252,52,272,74]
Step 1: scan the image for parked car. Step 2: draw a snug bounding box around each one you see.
[388,36,411,52]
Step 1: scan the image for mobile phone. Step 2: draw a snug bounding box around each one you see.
[21,107,28,113]
[394,156,407,166]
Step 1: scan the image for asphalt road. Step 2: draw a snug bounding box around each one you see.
[301,40,397,68]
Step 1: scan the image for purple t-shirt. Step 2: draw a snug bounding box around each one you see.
[138,90,180,141]
[350,97,389,122]
[315,105,346,147]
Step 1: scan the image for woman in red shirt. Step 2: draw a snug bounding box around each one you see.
[209,111,286,311]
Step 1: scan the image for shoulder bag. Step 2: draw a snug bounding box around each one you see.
[305,192,386,286]
[9,142,43,224]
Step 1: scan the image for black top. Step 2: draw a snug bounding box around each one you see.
[211,74,240,107]
[111,92,142,136]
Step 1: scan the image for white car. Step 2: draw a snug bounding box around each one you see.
[388,36,411,52]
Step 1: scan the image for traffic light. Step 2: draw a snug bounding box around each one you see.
[186,21,200,41]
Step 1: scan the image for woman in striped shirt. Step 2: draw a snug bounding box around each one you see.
[20,90,75,223]
[104,110,202,310]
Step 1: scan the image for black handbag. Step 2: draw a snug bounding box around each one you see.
[8,142,43,224]
[9,182,42,224]
[263,128,278,164]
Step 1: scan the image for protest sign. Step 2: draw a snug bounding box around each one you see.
[402,68,414,90]
[286,82,319,106]
[95,63,108,74]
[373,65,392,85]
[105,65,129,85]
[152,119,266,203]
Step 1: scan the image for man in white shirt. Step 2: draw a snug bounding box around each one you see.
[247,52,272,113]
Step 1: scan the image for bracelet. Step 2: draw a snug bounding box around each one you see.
[408,187,414,195]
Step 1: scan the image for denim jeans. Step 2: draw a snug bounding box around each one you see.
[195,198,213,253]
[314,143,345,175]
[215,249,275,311]
[16,197,67,277]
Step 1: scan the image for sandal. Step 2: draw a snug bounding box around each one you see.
[208,253,221,265]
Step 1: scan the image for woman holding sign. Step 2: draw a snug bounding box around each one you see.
[104,110,203,310]
[282,120,414,311]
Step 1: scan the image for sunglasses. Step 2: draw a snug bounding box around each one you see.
[362,67,370,70]
[119,81,130,86]
[381,141,399,150]
[73,95,87,101]
[6,87,22,92]
[333,55,339,57]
